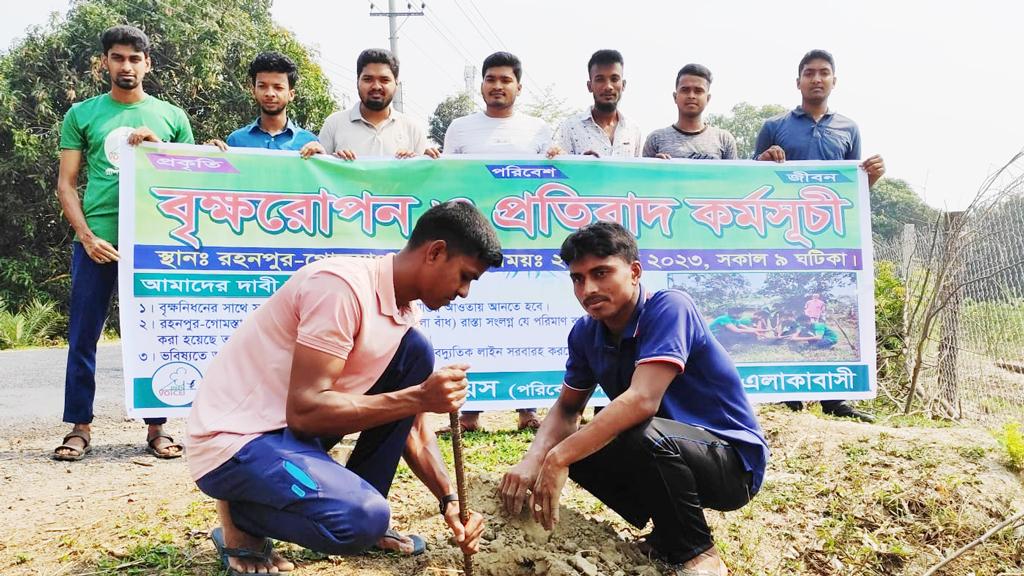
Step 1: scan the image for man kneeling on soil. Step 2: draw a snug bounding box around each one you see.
[499,222,770,576]
[186,202,497,574]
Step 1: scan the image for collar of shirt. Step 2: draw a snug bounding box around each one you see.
[245,117,297,136]
[349,105,396,129]
[375,253,418,326]
[596,284,648,349]
[792,106,833,122]
[580,107,630,130]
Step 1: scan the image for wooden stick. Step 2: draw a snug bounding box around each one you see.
[921,508,1024,575]
[449,412,473,576]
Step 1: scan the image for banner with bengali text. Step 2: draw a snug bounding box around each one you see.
[119,143,876,418]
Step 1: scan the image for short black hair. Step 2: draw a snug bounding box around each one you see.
[728,307,744,316]
[101,25,150,56]
[675,63,712,88]
[249,51,298,88]
[357,48,399,79]
[559,221,639,266]
[408,201,503,268]
[587,49,623,76]
[482,51,522,81]
[796,314,812,323]
[798,49,835,75]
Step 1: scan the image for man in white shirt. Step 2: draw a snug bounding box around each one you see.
[442,52,551,155]
[441,51,549,433]
[302,49,438,159]
[549,49,641,158]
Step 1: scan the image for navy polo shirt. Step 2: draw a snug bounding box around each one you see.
[225,118,318,150]
[753,106,861,161]
[564,285,770,493]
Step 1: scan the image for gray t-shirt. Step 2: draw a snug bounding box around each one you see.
[642,125,737,160]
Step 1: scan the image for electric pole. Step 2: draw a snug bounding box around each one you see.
[369,0,425,112]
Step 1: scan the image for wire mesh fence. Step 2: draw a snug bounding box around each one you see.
[874,152,1024,427]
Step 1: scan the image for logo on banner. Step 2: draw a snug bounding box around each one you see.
[150,362,201,406]
[487,164,567,179]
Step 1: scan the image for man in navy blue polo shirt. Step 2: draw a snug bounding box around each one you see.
[754,49,880,421]
[500,222,768,576]
[754,49,885,187]
[207,52,320,152]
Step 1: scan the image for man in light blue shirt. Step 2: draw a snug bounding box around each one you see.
[208,52,318,152]
[754,49,885,187]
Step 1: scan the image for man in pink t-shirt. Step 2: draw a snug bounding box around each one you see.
[804,293,826,322]
[186,202,502,574]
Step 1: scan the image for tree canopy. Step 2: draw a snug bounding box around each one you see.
[706,102,787,160]
[0,0,337,309]
[427,92,475,149]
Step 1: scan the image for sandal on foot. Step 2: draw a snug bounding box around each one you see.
[517,417,541,430]
[435,420,482,435]
[210,527,290,575]
[371,528,425,556]
[146,433,184,459]
[53,430,92,461]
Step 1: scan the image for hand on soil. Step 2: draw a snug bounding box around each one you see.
[500,459,542,515]
[531,457,569,530]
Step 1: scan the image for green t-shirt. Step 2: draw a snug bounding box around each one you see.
[60,93,194,244]
[813,322,839,344]
[709,315,738,332]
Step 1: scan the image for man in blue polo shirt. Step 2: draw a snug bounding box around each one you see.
[500,222,768,576]
[754,49,885,188]
[755,49,880,422]
[207,52,319,152]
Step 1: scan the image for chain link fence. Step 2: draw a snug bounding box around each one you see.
[874,153,1024,427]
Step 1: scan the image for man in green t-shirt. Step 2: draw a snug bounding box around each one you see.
[54,25,194,461]
[787,314,839,349]
[707,307,759,349]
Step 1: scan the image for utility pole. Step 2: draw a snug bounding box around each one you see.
[369,0,425,112]
[463,64,477,95]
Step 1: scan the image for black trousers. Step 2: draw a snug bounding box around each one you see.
[568,417,752,564]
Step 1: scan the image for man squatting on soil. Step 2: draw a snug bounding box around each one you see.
[501,222,771,576]
[185,202,498,574]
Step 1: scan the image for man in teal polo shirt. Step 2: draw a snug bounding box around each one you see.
[55,25,194,461]
[207,52,319,152]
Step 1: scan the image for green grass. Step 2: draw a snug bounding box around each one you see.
[995,421,1024,471]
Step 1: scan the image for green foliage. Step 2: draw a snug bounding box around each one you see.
[668,273,751,315]
[874,261,907,380]
[0,297,63,348]
[707,102,787,159]
[995,421,1024,471]
[0,0,336,311]
[960,297,1024,360]
[427,92,475,149]
[869,178,936,241]
[522,83,574,128]
[757,271,855,314]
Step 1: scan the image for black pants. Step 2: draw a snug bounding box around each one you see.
[785,399,853,414]
[568,417,752,564]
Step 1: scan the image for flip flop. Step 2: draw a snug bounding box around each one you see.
[54,430,92,461]
[210,527,291,575]
[146,433,184,459]
[517,417,541,431]
[371,528,426,556]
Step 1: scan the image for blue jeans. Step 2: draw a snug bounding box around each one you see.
[196,328,434,555]
[63,242,165,425]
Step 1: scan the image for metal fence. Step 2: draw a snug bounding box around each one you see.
[873,153,1024,427]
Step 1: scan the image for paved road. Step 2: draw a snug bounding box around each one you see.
[0,342,124,424]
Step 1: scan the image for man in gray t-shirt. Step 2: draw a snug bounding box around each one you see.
[643,63,737,160]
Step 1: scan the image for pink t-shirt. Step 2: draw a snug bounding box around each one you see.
[804,298,826,318]
[185,254,420,480]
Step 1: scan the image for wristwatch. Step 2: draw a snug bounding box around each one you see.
[439,493,459,516]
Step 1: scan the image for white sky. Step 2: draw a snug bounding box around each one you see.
[4,0,1022,210]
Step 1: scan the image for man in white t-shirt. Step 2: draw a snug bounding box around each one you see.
[442,51,551,155]
[441,52,549,433]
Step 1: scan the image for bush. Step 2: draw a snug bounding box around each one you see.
[996,421,1024,472]
[875,260,907,382]
[0,297,64,348]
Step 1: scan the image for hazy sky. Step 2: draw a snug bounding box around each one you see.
[4,1,1021,210]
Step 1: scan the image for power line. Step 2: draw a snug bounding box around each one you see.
[423,9,477,63]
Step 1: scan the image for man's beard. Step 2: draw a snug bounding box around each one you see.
[260,103,286,116]
[114,76,139,90]
[594,100,617,114]
[362,96,392,111]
